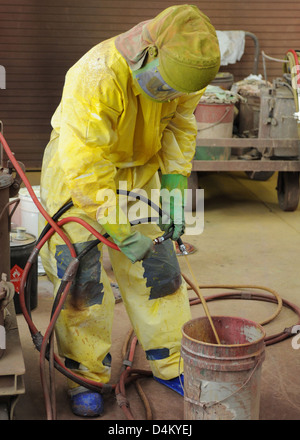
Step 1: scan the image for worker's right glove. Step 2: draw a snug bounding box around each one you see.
[158,174,187,241]
[97,204,154,263]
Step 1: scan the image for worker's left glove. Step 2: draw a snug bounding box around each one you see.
[97,203,154,263]
[158,174,187,241]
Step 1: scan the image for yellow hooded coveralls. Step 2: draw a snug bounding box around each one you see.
[39,6,219,387]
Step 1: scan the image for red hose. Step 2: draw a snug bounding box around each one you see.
[57,217,120,250]
[0,132,126,417]
[286,49,300,87]
[0,132,76,258]
[19,216,119,329]
[2,132,299,419]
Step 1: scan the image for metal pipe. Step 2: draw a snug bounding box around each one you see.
[245,32,260,75]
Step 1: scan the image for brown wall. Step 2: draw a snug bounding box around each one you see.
[0,0,300,168]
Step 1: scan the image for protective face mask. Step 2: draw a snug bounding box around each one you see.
[132,58,185,102]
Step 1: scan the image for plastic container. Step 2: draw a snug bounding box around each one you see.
[19,186,44,275]
[194,103,234,160]
[19,186,40,237]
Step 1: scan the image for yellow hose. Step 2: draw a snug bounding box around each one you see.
[182,257,221,344]
[183,276,283,326]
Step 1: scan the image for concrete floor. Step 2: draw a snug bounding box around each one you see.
[10,171,300,420]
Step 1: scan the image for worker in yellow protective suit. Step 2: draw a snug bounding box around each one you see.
[39,4,220,417]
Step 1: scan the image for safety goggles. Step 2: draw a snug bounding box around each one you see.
[132,58,184,102]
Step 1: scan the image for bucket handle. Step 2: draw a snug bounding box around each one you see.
[181,344,265,364]
[183,356,263,413]
[197,106,232,132]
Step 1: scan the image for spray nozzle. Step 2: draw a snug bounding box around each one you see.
[177,238,188,255]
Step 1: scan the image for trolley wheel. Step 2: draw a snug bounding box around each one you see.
[0,402,9,420]
[277,171,300,211]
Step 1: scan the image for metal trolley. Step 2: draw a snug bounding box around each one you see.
[190,34,300,212]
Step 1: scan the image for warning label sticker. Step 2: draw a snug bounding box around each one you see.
[10,264,24,294]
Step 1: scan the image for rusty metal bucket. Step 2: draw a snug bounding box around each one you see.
[181,316,266,420]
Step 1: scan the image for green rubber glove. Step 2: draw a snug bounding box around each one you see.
[159,174,187,241]
[97,204,154,263]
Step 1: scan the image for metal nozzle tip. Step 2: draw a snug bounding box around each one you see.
[179,244,188,255]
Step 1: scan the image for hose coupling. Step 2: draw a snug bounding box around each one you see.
[154,230,174,245]
[27,247,40,264]
[153,236,165,244]
[62,258,80,282]
[116,392,130,408]
[32,331,44,352]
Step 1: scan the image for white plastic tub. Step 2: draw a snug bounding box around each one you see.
[19,186,45,274]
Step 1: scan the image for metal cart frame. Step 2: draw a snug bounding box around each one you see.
[190,33,300,211]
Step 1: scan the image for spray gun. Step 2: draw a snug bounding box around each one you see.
[154,235,188,257]
[153,228,188,255]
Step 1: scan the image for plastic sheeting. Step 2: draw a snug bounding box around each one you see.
[231,74,272,97]
[200,85,242,104]
[216,30,245,66]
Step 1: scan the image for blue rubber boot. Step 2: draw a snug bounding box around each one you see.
[154,374,184,396]
[69,386,104,417]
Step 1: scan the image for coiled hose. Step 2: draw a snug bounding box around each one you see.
[1,131,300,420]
